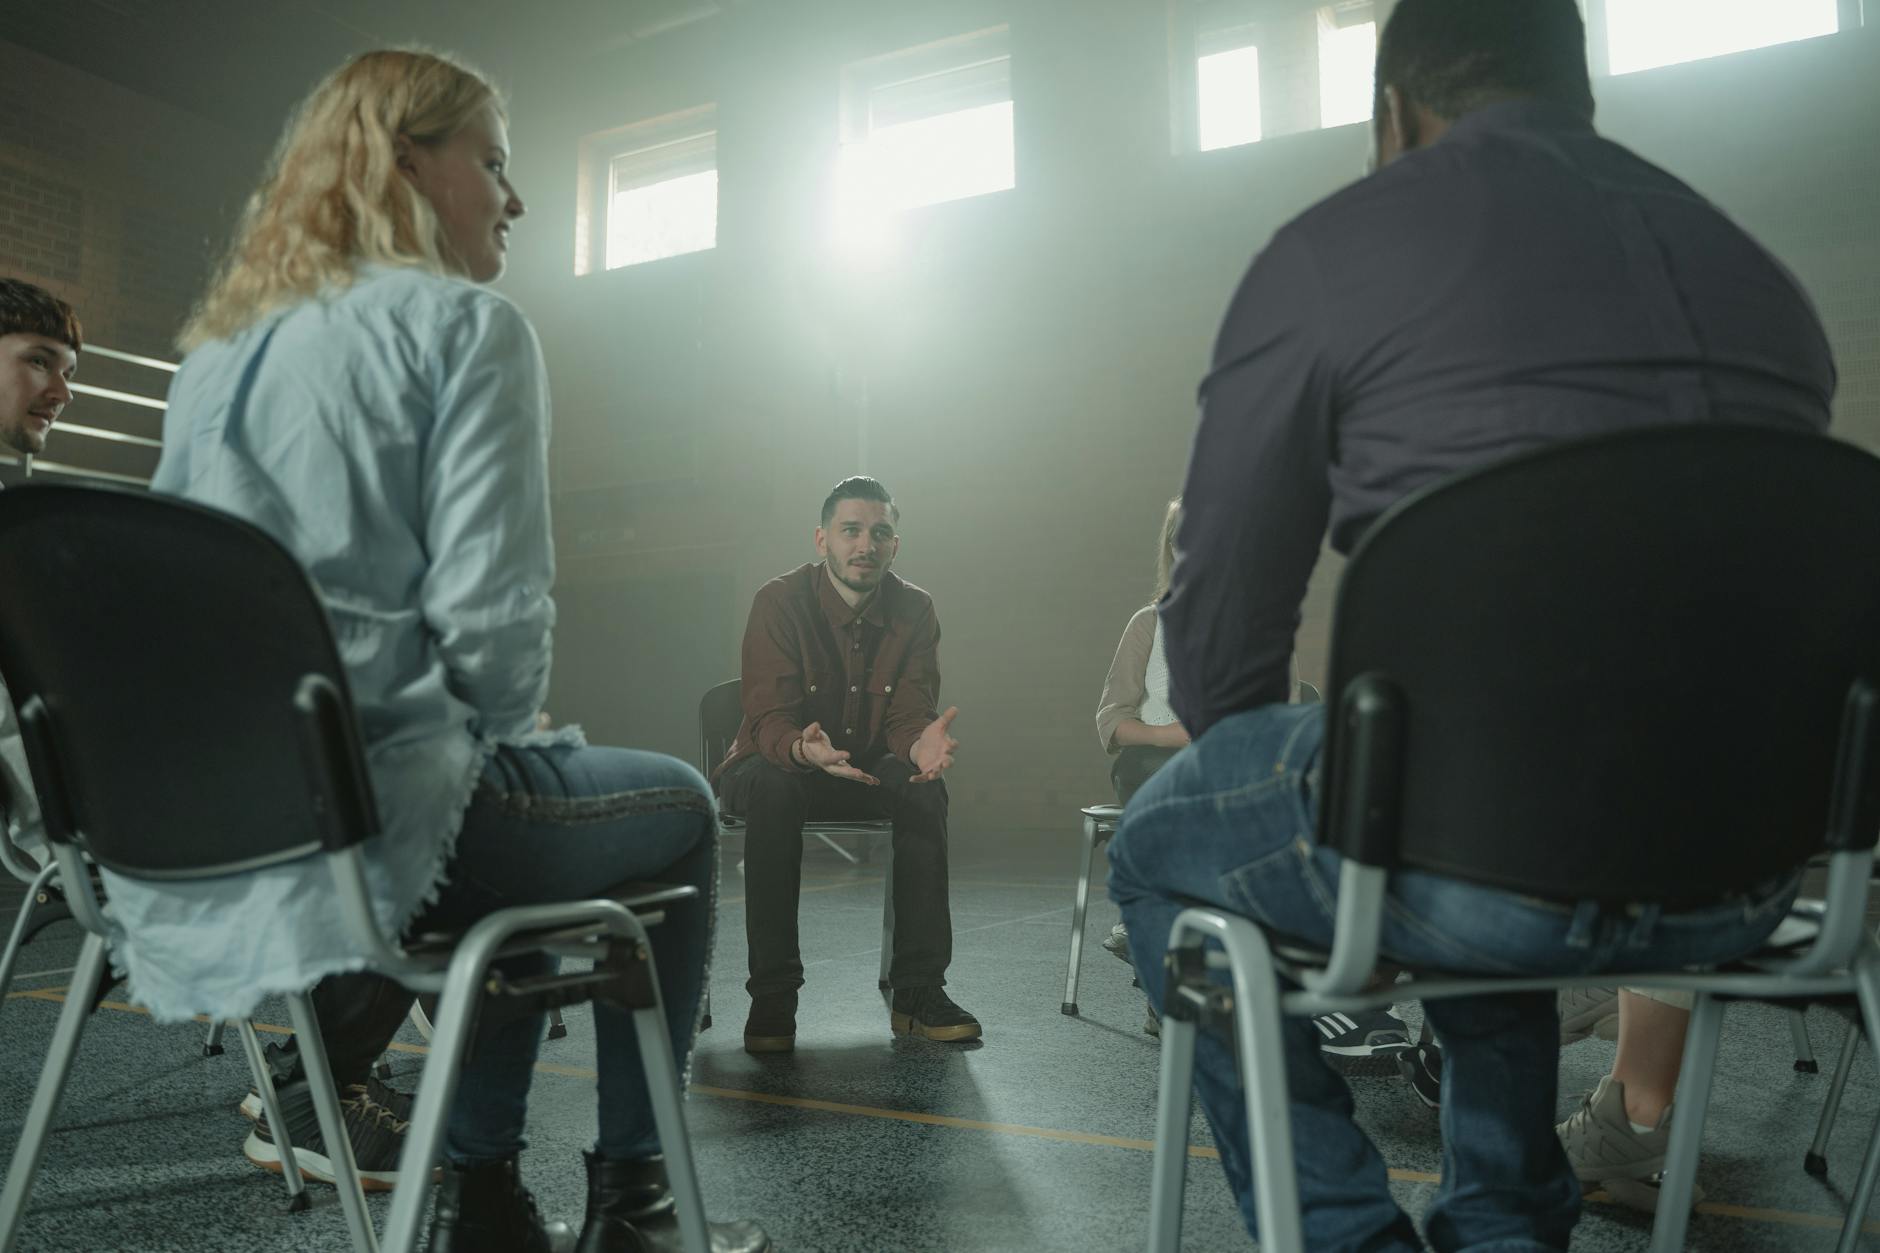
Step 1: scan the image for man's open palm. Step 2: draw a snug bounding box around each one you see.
[799,722,879,785]
[910,706,960,783]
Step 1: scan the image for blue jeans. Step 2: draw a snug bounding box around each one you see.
[1107,703,1799,1252]
[414,743,718,1163]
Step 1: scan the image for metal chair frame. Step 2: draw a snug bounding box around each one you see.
[1061,804,1121,1016]
[1143,427,1880,1252]
[0,486,716,1253]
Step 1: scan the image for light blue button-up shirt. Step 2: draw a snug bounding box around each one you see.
[106,264,577,1022]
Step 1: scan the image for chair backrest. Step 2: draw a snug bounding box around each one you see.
[699,677,743,778]
[0,485,380,880]
[1320,425,1880,907]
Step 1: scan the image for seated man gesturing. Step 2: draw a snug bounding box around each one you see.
[715,476,975,1053]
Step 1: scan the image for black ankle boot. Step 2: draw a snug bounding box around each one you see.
[426,1156,569,1253]
[578,1152,773,1253]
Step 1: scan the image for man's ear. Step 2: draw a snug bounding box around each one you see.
[814,525,828,557]
[1384,85,1408,153]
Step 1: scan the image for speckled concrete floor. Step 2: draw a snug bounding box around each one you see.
[3,837,1878,1251]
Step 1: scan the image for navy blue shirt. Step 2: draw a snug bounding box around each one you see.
[1165,100,1836,737]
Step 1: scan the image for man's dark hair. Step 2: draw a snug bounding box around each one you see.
[1376,0,1594,123]
[0,278,83,350]
[820,475,899,527]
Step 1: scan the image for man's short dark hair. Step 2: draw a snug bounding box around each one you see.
[820,476,899,527]
[0,278,83,350]
[1376,0,1594,123]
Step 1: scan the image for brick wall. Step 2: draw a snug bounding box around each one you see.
[0,39,262,488]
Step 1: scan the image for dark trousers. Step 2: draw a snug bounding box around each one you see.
[1111,744,1180,807]
[720,752,952,998]
[272,971,414,1089]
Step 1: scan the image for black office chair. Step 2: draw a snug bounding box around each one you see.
[0,485,715,1253]
[1146,425,1880,1253]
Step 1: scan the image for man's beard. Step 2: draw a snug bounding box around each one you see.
[830,559,884,594]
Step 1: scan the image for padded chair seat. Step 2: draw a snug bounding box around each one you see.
[404,881,696,960]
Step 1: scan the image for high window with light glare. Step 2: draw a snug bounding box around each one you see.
[1184,1,1379,153]
[576,109,718,275]
[1603,0,1842,75]
[836,26,1015,234]
[1198,35,1262,150]
[1316,4,1376,129]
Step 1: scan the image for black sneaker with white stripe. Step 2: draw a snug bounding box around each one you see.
[1311,1007,1412,1057]
[243,1077,409,1191]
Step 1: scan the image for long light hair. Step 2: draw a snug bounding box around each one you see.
[1152,496,1182,603]
[180,49,500,350]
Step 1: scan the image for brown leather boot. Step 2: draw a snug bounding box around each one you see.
[576,1152,773,1252]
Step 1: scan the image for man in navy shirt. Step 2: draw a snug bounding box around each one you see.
[1107,1,1832,1247]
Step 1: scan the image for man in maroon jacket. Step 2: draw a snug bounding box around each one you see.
[715,476,975,1053]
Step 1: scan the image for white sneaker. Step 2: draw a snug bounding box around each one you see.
[1557,1074,1704,1213]
[1558,986,1620,1045]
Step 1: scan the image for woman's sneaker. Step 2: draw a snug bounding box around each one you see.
[243,1078,410,1191]
[1556,1074,1704,1213]
[1558,986,1621,1045]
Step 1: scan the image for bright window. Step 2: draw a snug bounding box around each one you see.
[1316,8,1377,129]
[836,27,1015,236]
[576,110,717,275]
[1605,0,1840,75]
[837,100,1015,216]
[1197,43,1263,150]
[607,154,717,271]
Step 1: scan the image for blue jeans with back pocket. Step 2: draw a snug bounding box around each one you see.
[1107,702,1798,1252]
[412,743,718,1163]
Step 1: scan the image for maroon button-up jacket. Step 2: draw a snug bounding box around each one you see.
[714,561,941,782]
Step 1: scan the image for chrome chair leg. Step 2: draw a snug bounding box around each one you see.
[1806,1022,1862,1176]
[0,931,109,1253]
[237,1019,309,1209]
[1791,1007,1819,1072]
[1146,1008,1197,1252]
[0,860,59,1006]
[1062,816,1104,1016]
[287,993,378,1253]
[1650,992,1726,1252]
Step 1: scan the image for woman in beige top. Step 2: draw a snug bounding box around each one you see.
[1094,499,1416,1068]
[1096,498,1190,806]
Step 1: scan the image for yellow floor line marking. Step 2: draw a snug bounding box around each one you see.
[9,988,1877,1233]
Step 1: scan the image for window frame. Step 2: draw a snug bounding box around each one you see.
[574,104,719,276]
[835,25,1017,214]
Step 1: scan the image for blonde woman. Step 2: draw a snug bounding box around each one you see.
[121,50,769,1253]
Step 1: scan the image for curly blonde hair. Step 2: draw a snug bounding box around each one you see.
[180,49,500,350]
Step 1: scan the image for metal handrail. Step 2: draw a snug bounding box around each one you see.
[0,456,151,487]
